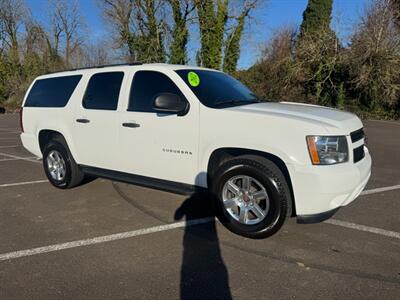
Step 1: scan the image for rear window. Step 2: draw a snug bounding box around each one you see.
[24,75,82,107]
[83,72,124,110]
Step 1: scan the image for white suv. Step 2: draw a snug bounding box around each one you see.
[20,63,371,238]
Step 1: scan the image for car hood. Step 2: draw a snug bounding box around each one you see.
[226,101,363,133]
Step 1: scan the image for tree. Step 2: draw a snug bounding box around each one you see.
[132,0,165,62]
[236,25,302,102]
[194,0,228,69]
[299,0,333,37]
[23,21,49,73]
[100,0,135,57]
[347,0,400,111]
[223,1,258,73]
[168,0,194,64]
[295,27,343,106]
[49,0,84,67]
[0,0,27,63]
[0,0,27,107]
[100,0,165,63]
[194,0,258,70]
[391,0,400,28]
[296,0,342,106]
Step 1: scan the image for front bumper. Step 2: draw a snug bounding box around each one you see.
[287,147,372,222]
[297,207,340,224]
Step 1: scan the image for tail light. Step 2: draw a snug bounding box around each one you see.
[19,107,24,133]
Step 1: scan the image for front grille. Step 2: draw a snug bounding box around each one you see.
[350,128,364,143]
[353,145,365,163]
[350,127,365,163]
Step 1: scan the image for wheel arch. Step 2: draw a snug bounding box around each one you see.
[207,147,296,217]
[38,130,66,152]
[38,129,78,162]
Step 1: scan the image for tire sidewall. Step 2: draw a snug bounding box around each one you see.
[213,161,287,238]
[43,141,72,189]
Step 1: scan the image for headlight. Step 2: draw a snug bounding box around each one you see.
[306,136,348,165]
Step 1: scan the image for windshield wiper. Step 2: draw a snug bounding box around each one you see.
[214,99,260,106]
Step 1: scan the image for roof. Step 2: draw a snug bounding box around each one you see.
[38,63,216,79]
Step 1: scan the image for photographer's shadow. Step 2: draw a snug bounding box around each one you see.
[174,190,232,300]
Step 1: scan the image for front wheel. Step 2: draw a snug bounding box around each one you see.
[212,155,291,239]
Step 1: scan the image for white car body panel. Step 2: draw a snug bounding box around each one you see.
[20,63,371,220]
[116,68,200,184]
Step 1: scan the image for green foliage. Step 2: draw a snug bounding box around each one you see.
[223,11,246,74]
[195,0,228,69]
[195,0,254,71]
[236,0,400,120]
[335,82,346,110]
[133,0,165,63]
[168,0,189,64]
[236,26,299,101]
[299,0,333,36]
[105,0,166,63]
[296,0,340,106]
[0,0,398,120]
[347,0,400,111]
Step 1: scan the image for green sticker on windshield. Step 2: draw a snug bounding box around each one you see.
[188,71,200,87]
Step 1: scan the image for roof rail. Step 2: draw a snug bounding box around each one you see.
[46,62,143,74]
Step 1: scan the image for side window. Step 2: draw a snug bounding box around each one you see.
[128,71,185,112]
[25,75,82,108]
[83,72,124,110]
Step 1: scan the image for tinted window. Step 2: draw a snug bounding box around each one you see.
[128,71,184,112]
[25,75,82,107]
[83,72,124,110]
[176,69,259,108]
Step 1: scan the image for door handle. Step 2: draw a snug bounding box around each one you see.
[122,122,140,128]
[76,118,90,123]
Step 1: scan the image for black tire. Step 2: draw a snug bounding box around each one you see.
[42,139,84,189]
[211,155,291,239]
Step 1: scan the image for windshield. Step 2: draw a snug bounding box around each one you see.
[175,69,260,108]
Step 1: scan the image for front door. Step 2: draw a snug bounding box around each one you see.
[117,70,199,185]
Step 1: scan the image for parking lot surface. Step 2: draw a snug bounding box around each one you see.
[0,114,399,299]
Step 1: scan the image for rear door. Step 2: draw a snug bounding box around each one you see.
[117,69,199,185]
[73,71,127,170]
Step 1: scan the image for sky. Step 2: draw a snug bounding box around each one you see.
[25,0,370,69]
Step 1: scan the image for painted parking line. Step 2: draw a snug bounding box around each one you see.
[0,179,398,261]
[0,180,48,188]
[0,217,214,262]
[0,213,399,263]
[360,185,400,195]
[0,128,19,132]
[0,156,36,162]
[0,145,21,149]
[0,152,40,163]
[325,219,400,239]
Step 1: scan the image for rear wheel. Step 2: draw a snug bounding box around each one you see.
[212,155,291,239]
[43,140,84,189]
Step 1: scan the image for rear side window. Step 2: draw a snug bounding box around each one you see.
[128,71,184,112]
[83,72,124,110]
[24,75,82,107]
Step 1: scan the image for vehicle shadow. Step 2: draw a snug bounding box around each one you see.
[174,190,232,300]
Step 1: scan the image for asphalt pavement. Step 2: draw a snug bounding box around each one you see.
[0,114,399,299]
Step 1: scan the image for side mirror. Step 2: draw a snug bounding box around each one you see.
[153,93,189,116]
